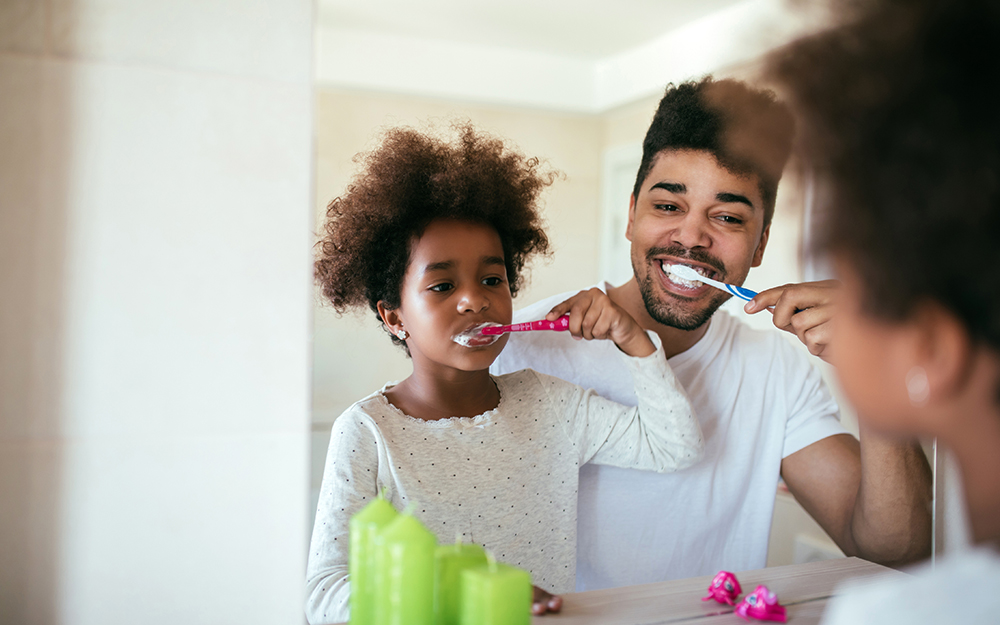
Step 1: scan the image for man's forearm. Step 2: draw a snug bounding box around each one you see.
[849,426,933,566]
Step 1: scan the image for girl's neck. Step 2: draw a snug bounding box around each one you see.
[938,345,1000,550]
[947,406,1000,550]
[384,366,499,421]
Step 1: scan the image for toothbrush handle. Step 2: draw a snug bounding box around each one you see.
[723,284,758,302]
[529,315,570,331]
[481,315,570,335]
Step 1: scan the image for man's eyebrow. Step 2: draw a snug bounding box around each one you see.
[650,181,686,194]
[716,192,755,209]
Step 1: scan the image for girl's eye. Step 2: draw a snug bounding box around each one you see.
[429,283,453,293]
[482,276,504,286]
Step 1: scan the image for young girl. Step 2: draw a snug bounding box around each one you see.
[306,123,703,625]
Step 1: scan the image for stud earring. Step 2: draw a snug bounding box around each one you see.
[396,329,408,340]
[905,366,930,406]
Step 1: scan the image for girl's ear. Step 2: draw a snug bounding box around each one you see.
[913,301,972,407]
[377,301,404,337]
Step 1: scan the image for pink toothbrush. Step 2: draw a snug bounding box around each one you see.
[480,315,569,335]
[451,315,569,347]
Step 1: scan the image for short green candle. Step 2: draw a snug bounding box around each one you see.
[435,540,488,625]
[459,560,532,625]
[374,512,436,625]
[348,495,397,625]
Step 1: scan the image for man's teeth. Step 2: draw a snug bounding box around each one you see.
[661,262,707,288]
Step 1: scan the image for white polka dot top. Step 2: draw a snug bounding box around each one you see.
[305,341,702,625]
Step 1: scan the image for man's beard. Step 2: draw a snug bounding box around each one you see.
[634,245,732,331]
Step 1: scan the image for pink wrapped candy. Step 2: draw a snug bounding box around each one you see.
[735,585,787,622]
[702,571,742,606]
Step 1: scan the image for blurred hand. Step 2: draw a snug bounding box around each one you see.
[546,288,655,358]
[744,280,840,363]
[532,585,563,616]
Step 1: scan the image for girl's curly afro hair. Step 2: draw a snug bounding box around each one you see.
[315,122,556,348]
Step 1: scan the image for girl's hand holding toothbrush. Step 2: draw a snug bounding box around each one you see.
[744,279,840,363]
[545,288,656,358]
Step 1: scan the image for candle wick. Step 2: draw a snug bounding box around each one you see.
[485,549,497,570]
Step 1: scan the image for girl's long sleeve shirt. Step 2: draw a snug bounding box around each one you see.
[305,341,702,625]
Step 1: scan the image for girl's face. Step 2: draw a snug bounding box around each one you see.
[389,219,513,376]
[830,257,926,435]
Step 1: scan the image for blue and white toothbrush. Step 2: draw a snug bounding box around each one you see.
[668,264,758,302]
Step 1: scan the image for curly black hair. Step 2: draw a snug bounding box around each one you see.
[769,0,1000,355]
[315,122,555,350]
[634,77,794,228]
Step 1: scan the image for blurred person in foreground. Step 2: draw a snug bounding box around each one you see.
[770,0,1000,621]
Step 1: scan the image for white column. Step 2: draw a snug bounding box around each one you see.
[0,1,313,623]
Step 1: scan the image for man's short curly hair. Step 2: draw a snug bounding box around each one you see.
[315,122,555,349]
[634,77,794,228]
[770,0,1000,356]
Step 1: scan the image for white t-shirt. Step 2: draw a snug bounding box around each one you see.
[491,284,846,590]
[822,546,1000,624]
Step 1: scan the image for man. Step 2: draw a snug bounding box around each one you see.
[492,77,932,591]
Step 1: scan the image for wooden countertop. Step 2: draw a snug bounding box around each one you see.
[532,557,905,624]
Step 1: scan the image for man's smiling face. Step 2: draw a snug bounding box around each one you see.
[627,149,770,330]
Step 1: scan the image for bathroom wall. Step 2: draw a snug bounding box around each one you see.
[0,1,314,622]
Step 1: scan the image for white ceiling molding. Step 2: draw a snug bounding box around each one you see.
[315,28,596,111]
[314,0,831,114]
[593,0,830,111]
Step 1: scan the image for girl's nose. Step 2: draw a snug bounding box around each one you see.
[670,212,711,249]
[458,285,489,313]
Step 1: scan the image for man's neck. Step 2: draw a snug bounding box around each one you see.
[607,278,711,359]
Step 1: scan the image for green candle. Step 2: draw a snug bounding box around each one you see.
[459,559,532,625]
[349,494,397,625]
[435,539,488,625]
[374,511,436,625]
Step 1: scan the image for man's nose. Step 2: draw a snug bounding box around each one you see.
[670,211,711,249]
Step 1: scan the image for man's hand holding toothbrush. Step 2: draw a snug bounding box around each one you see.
[744,279,840,363]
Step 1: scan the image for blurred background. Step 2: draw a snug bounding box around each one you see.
[4,1,949,624]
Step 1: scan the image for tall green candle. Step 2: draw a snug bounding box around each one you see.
[374,511,436,625]
[459,559,532,625]
[435,539,488,625]
[349,494,397,625]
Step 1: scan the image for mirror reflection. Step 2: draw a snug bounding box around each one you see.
[309,1,937,622]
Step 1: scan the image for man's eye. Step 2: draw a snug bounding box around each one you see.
[717,215,743,224]
[482,276,504,286]
[429,283,453,292]
[653,203,679,212]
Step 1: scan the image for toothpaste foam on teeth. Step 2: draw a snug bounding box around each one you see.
[663,263,705,288]
[452,323,501,347]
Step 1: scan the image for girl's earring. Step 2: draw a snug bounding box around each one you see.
[905,366,930,407]
[396,329,408,340]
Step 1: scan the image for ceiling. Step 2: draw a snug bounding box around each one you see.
[316,0,746,61]
[314,0,832,113]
